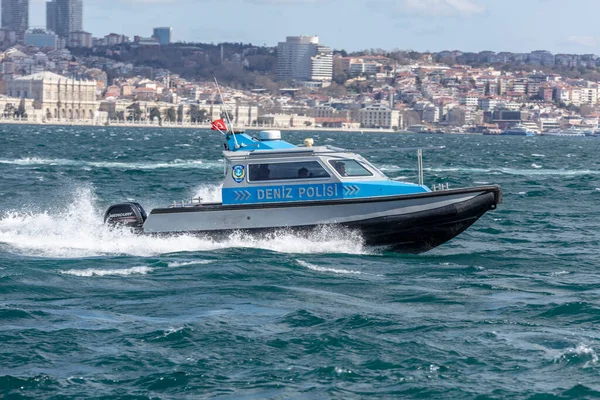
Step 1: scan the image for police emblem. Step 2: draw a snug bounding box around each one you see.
[232,165,246,183]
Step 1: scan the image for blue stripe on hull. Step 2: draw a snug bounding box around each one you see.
[222,181,430,205]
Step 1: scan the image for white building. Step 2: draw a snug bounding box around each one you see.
[310,45,333,82]
[359,104,401,129]
[277,36,332,83]
[460,94,479,107]
[6,71,98,120]
[479,97,499,112]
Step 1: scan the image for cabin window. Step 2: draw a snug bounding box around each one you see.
[329,159,373,177]
[248,161,330,181]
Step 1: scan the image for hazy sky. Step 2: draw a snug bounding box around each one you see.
[28,0,600,54]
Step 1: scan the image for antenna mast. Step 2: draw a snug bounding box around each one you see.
[213,78,239,149]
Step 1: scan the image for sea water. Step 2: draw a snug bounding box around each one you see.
[1,125,599,398]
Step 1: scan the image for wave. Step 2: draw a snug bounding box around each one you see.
[555,344,598,368]
[296,259,363,275]
[0,187,367,258]
[425,167,600,176]
[167,260,213,268]
[0,157,222,170]
[59,266,153,277]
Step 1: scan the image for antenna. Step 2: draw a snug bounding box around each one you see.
[213,78,239,149]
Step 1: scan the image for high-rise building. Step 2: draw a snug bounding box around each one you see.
[152,27,172,45]
[277,36,332,83]
[1,0,29,39]
[46,0,82,38]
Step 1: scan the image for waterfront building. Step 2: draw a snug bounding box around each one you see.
[6,71,97,120]
[24,29,58,49]
[1,0,28,40]
[311,104,336,119]
[277,36,332,84]
[152,27,172,45]
[359,104,401,129]
[46,0,83,38]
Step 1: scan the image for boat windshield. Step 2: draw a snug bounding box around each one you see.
[248,161,330,181]
[329,160,373,177]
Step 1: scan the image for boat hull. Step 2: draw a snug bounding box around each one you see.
[142,186,501,254]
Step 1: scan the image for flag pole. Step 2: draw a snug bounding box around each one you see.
[213,78,239,149]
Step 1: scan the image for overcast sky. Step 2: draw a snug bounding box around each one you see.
[29,0,600,54]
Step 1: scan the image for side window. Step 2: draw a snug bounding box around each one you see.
[249,161,330,181]
[329,159,373,177]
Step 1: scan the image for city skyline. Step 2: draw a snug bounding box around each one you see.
[22,0,600,55]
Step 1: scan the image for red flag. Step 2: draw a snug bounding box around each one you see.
[211,119,227,131]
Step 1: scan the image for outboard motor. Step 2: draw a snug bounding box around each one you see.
[104,202,147,232]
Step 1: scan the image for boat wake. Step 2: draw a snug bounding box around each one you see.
[0,187,367,258]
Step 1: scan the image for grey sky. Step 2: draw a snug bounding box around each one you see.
[28,0,600,54]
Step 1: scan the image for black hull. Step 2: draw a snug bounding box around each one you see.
[148,188,500,254]
[347,191,497,253]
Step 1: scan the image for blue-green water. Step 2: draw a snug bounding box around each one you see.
[1,125,599,399]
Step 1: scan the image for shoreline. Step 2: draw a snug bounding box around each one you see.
[0,119,402,133]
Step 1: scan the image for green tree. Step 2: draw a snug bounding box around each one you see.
[127,102,142,120]
[4,103,15,117]
[221,110,234,122]
[177,104,184,122]
[16,98,27,118]
[164,107,177,122]
[188,105,208,123]
[149,107,162,122]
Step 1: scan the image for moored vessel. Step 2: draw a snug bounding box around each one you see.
[501,124,536,136]
[541,127,586,137]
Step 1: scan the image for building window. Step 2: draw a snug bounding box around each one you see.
[248,161,330,182]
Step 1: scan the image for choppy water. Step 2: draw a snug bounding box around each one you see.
[1,125,599,399]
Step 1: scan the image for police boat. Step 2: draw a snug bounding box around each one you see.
[104,130,502,253]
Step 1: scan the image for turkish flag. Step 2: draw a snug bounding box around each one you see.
[211,119,227,131]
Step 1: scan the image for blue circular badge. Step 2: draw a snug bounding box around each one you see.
[232,165,246,183]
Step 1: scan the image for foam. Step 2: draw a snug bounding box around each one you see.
[296,259,363,275]
[167,261,213,268]
[60,266,153,277]
[193,183,223,203]
[0,157,222,170]
[0,187,367,258]
[425,167,600,176]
